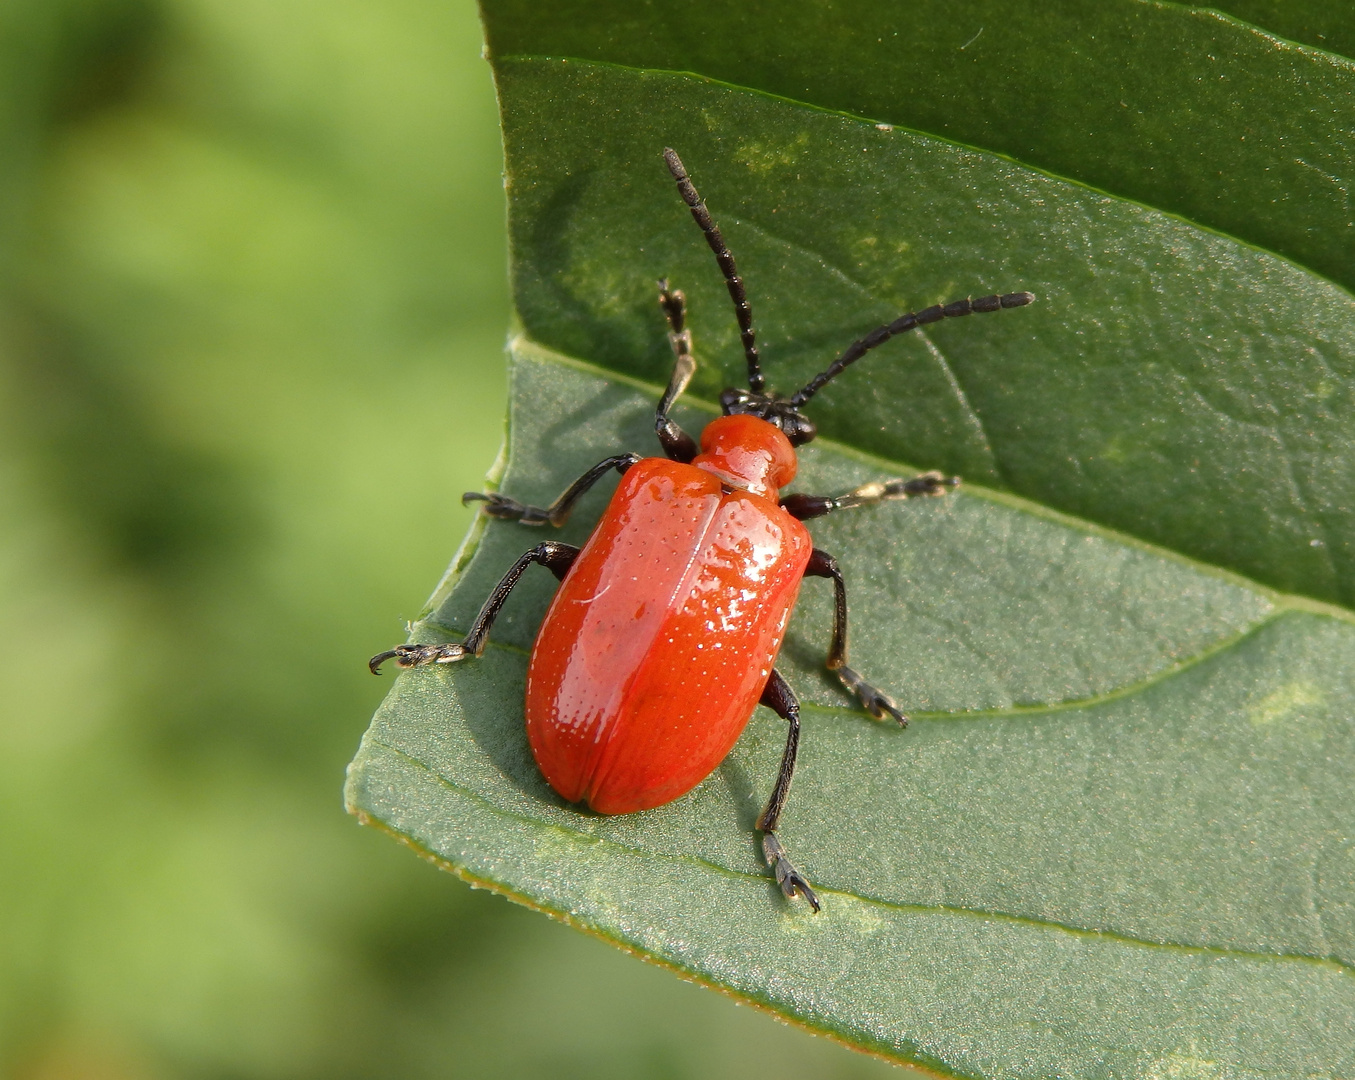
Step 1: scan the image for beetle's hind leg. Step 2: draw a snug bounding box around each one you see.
[369,541,579,673]
[756,670,820,912]
[804,548,907,726]
[465,454,640,527]
[781,471,958,521]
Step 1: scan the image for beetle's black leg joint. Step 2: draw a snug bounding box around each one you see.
[781,471,959,521]
[464,454,640,528]
[655,279,699,463]
[663,149,764,395]
[755,669,820,911]
[369,541,580,674]
[804,549,907,726]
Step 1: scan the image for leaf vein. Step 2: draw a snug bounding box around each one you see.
[358,737,1355,978]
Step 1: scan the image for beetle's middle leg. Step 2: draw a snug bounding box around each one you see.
[804,548,907,726]
[756,669,820,912]
[465,454,640,527]
[781,472,958,521]
[369,541,579,673]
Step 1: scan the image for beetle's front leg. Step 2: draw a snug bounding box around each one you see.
[781,471,958,521]
[803,548,907,726]
[464,454,640,527]
[369,541,579,673]
[755,669,820,912]
[654,279,699,463]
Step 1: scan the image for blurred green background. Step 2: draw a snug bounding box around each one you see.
[0,1,901,1076]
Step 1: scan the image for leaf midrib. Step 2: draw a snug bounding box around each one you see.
[488,52,1355,298]
[358,735,1355,977]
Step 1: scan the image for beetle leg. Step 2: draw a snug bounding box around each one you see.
[654,279,699,463]
[464,455,640,527]
[369,541,579,673]
[804,548,908,726]
[755,669,820,911]
[780,471,959,521]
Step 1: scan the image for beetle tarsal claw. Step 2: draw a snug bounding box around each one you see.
[762,833,822,912]
[836,666,909,727]
[829,472,959,513]
[462,491,552,526]
[368,641,469,674]
[877,471,960,500]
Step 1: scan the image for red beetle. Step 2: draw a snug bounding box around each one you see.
[372,150,1034,909]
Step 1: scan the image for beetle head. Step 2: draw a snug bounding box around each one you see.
[719,388,817,447]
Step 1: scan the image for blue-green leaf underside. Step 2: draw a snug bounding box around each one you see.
[351,5,1355,1074]
[348,345,1355,1079]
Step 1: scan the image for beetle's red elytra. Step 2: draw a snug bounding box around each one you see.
[371,149,1035,910]
[527,431,810,816]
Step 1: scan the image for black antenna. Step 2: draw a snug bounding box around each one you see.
[663,149,765,394]
[790,291,1035,408]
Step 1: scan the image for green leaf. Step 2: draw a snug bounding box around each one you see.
[349,4,1355,1075]
[493,56,1355,608]
[351,344,1355,1077]
[484,0,1355,295]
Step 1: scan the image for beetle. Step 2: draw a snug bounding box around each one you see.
[371,149,1034,910]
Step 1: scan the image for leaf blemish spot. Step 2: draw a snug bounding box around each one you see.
[1248,683,1325,728]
